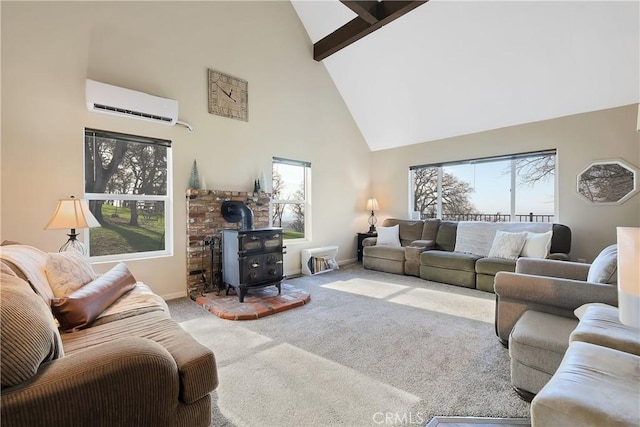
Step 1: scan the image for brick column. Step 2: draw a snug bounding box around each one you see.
[186,189,271,297]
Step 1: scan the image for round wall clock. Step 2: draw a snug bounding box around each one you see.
[208,69,248,122]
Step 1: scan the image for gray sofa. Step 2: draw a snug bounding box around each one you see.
[421,221,572,291]
[0,244,218,427]
[362,218,572,293]
[362,218,440,275]
[493,252,639,426]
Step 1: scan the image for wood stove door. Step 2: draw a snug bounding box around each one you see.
[240,252,283,285]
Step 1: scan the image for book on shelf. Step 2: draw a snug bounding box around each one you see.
[307,256,334,274]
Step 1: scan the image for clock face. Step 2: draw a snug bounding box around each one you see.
[208,69,248,122]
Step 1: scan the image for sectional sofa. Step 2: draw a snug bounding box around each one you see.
[362,218,571,292]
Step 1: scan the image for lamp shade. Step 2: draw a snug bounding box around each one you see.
[44,197,100,230]
[617,227,640,329]
[366,198,379,212]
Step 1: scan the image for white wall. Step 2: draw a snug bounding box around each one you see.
[1,1,371,298]
[371,105,640,263]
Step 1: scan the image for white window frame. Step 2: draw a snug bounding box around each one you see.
[409,149,556,222]
[84,129,173,262]
[271,157,311,242]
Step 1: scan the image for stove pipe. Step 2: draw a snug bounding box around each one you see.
[221,201,254,230]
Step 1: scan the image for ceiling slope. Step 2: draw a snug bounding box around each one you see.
[292,0,640,151]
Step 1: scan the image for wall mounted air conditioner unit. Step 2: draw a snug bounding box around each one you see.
[86,79,179,126]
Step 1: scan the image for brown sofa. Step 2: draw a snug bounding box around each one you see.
[0,244,218,427]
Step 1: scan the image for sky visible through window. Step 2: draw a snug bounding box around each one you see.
[448,161,554,216]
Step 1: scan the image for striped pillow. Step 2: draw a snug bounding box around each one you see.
[1,273,64,388]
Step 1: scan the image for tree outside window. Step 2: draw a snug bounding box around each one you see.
[272,158,310,240]
[84,129,172,260]
[411,151,555,222]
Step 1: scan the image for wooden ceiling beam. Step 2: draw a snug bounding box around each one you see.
[314,0,428,61]
[340,1,381,25]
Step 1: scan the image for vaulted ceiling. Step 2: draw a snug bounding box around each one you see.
[291,1,640,152]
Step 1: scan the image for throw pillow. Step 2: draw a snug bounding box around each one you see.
[51,263,137,332]
[376,225,401,247]
[45,251,98,297]
[587,244,618,284]
[520,231,553,259]
[488,231,528,260]
[1,272,64,388]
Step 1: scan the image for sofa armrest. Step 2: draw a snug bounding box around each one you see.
[494,271,618,344]
[409,239,435,249]
[515,258,590,281]
[546,253,570,261]
[362,237,377,247]
[1,337,180,427]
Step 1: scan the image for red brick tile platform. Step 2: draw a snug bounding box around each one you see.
[195,283,310,320]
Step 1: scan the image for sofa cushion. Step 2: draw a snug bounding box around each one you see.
[376,225,401,247]
[475,257,516,276]
[45,251,98,297]
[488,231,527,260]
[531,342,640,427]
[51,263,137,332]
[421,250,480,272]
[587,244,617,284]
[509,310,576,378]
[61,310,218,405]
[363,245,405,262]
[1,272,64,388]
[435,221,458,252]
[521,231,553,259]
[570,305,640,356]
[421,218,441,241]
[397,220,424,246]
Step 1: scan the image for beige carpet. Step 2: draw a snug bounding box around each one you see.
[168,264,530,427]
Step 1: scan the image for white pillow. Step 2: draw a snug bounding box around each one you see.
[376,225,401,247]
[521,231,553,259]
[45,251,97,298]
[488,231,528,260]
[587,244,617,284]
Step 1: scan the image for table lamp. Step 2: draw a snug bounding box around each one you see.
[366,197,379,233]
[44,196,100,256]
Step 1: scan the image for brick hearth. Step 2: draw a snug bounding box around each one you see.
[186,189,271,297]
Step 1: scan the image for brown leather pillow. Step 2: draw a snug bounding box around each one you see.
[51,263,136,332]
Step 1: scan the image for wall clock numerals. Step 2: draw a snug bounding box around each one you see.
[208,69,248,122]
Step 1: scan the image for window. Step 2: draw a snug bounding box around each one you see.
[84,129,172,260]
[272,157,311,240]
[410,150,556,222]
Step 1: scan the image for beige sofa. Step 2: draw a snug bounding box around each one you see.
[0,244,218,427]
[530,306,639,426]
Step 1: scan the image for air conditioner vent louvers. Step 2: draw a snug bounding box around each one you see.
[92,103,174,123]
[85,79,179,126]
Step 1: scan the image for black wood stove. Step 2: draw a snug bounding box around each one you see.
[220,201,284,302]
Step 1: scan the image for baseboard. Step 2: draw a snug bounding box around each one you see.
[163,291,187,300]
